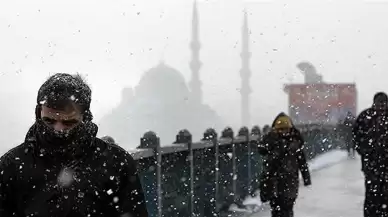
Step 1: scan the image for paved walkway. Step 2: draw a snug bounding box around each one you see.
[249,158,365,217]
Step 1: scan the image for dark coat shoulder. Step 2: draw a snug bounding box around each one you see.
[0,138,148,217]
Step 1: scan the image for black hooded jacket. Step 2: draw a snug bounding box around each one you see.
[259,113,311,201]
[353,107,388,176]
[0,123,148,217]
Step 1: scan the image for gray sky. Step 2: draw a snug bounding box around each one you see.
[1,0,388,150]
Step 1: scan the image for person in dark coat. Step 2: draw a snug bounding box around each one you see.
[353,92,388,217]
[342,111,356,158]
[259,113,311,217]
[0,73,149,217]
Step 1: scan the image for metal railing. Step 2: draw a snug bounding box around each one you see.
[129,124,346,217]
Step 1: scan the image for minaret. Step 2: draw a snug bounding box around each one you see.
[189,0,203,105]
[240,10,252,127]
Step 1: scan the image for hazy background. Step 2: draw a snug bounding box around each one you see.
[1,0,387,152]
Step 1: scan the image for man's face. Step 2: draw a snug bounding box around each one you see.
[40,105,83,131]
[276,128,290,135]
[374,100,388,114]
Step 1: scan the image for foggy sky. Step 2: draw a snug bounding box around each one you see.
[1,0,387,151]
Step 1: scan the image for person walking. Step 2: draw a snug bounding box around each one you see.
[353,92,388,217]
[259,112,311,217]
[0,73,149,217]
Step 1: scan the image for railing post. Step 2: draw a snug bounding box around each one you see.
[220,127,234,208]
[175,129,193,216]
[250,125,261,196]
[202,128,219,216]
[238,126,250,202]
[251,126,261,138]
[141,131,162,217]
[156,139,162,217]
[232,136,237,203]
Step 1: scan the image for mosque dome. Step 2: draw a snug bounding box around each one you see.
[135,62,190,103]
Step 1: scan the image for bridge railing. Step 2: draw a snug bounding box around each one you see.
[129,124,347,217]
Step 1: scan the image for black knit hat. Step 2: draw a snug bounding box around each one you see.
[373,92,388,103]
[36,73,93,121]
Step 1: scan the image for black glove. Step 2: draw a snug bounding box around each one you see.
[304,178,312,186]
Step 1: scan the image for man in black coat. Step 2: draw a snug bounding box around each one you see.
[353,92,388,217]
[342,111,356,158]
[0,73,149,217]
[259,113,311,217]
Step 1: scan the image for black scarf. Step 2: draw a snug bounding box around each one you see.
[25,121,98,162]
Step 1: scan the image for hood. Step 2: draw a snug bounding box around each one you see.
[271,112,293,129]
[25,123,37,143]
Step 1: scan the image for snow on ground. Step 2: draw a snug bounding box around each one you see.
[308,149,349,172]
[245,156,364,217]
[290,159,364,217]
[230,149,351,215]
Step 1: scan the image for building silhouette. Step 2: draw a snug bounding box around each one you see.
[297,61,323,84]
[98,1,224,147]
[189,0,203,105]
[240,10,252,127]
